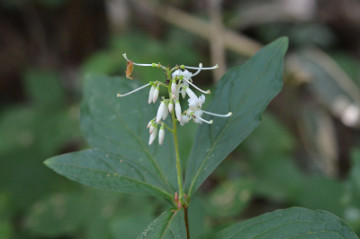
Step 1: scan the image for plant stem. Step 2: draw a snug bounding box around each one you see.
[171,110,184,200]
[184,206,191,239]
[167,68,190,238]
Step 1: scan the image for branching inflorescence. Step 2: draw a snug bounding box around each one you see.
[117,53,232,146]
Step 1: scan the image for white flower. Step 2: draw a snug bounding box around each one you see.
[171,65,211,95]
[180,115,190,126]
[185,87,197,99]
[187,108,212,124]
[118,54,230,134]
[181,94,232,126]
[188,94,205,109]
[172,69,192,81]
[158,124,165,145]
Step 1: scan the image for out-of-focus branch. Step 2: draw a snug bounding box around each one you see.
[208,0,226,82]
[131,0,360,129]
[133,0,261,57]
[106,0,129,32]
[228,0,315,30]
[306,47,360,104]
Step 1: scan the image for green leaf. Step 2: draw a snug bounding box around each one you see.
[45,74,178,200]
[137,209,186,239]
[45,149,172,199]
[215,207,359,239]
[184,37,288,198]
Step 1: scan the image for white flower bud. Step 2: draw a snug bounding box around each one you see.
[156,101,166,123]
[175,100,182,122]
[168,101,174,113]
[147,120,153,128]
[149,124,155,134]
[162,103,169,120]
[171,80,177,95]
[148,127,158,145]
[153,86,159,103]
[158,124,165,145]
[148,85,156,104]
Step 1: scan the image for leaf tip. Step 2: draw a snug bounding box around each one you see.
[277,36,289,52]
[43,157,55,168]
[43,158,51,166]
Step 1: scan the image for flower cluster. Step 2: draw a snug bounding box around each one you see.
[117,54,231,146]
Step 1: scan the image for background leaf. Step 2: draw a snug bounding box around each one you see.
[184,37,288,198]
[23,69,65,108]
[45,74,179,200]
[215,207,359,239]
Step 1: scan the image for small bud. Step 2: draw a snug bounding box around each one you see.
[177,201,182,209]
[175,101,182,122]
[168,101,174,113]
[153,86,159,103]
[148,127,158,145]
[174,192,179,202]
[158,124,165,145]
